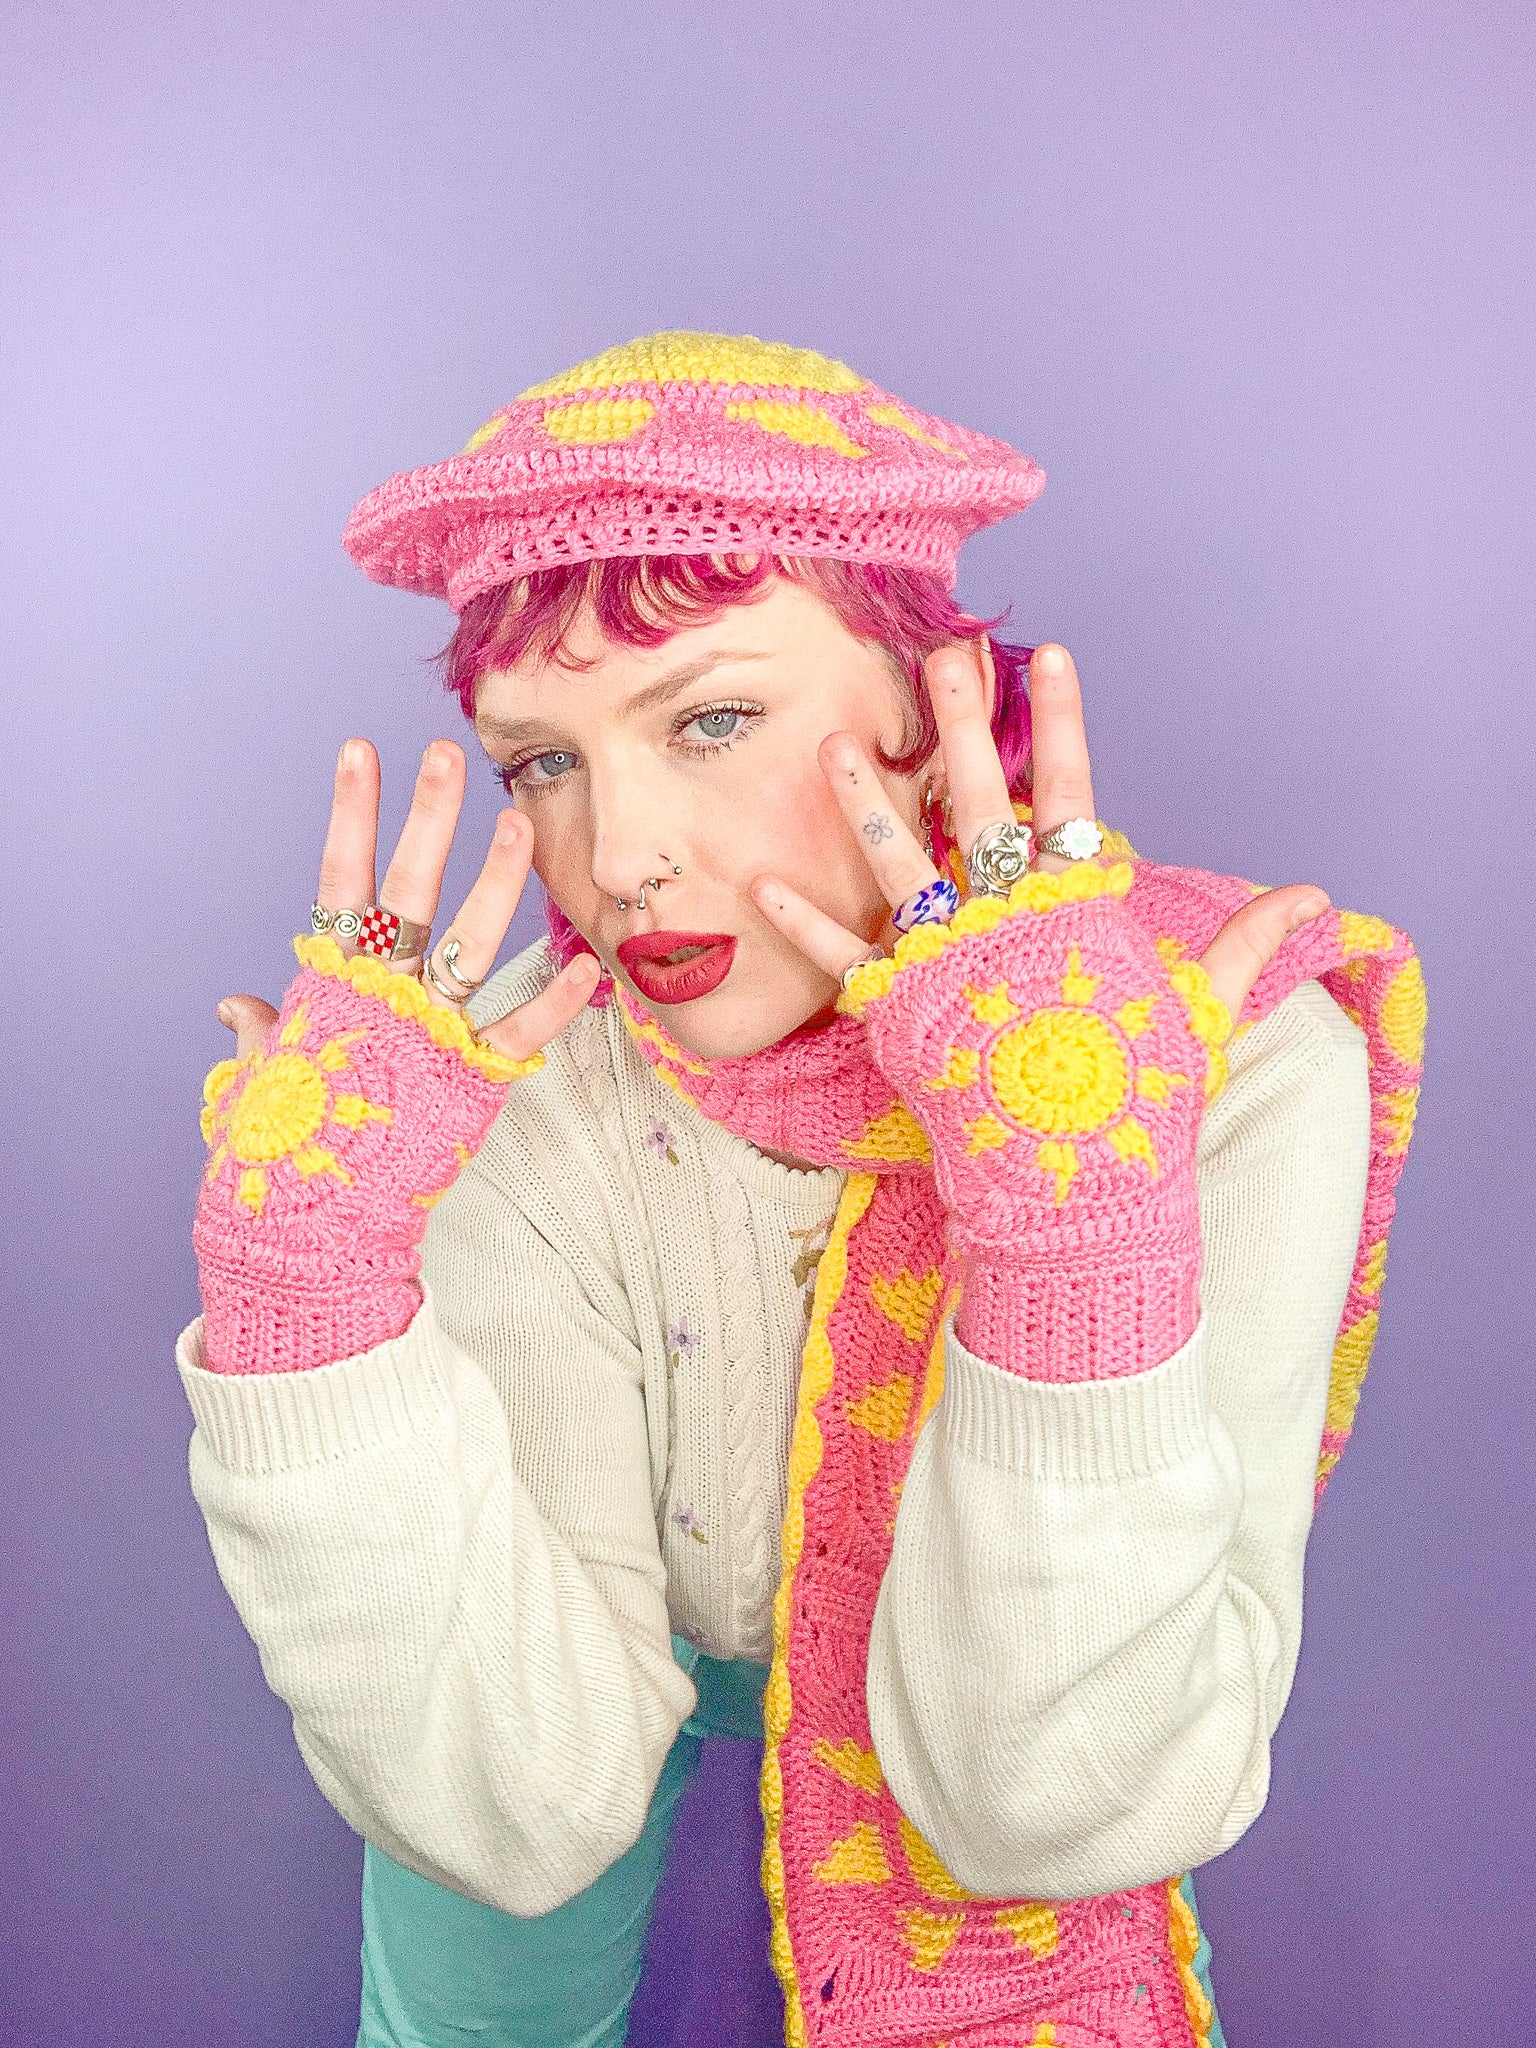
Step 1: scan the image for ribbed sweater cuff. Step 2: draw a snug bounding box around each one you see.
[175,1285,453,1475]
[938,1312,1211,1482]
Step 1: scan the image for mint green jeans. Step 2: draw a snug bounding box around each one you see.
[357,1638,1225,2047]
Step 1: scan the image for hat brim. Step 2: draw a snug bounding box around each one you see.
[342,384,1046,607]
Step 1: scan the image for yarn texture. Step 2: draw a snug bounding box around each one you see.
[617,843,1422,2048]
[340,330,1046,606]
[844,860,1225,1381]
[194,934,541,1375]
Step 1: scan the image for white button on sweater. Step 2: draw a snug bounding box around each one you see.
[178,940,1370,1917]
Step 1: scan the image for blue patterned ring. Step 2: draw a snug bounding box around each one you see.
[892,875,961,932]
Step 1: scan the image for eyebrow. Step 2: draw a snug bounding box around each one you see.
[475,648,775,749]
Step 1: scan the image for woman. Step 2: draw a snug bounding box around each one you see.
[182,331,1424,2048]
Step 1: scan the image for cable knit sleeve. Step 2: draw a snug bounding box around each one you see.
[864,980,1370,1898]
[178,1126,696,1916]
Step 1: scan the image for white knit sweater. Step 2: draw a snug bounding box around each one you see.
[177,941,1370,1914]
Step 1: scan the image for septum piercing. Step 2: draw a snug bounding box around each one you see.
[616,856,683,913]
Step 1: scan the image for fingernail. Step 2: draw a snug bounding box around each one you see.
[753,879,785,912]
[339,738,363,771]
[1033,645,1064,675]
[494,814,520,846]
[217,1000,233,1028]
[1289,892,1330,929]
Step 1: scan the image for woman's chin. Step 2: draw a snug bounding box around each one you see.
[640,973,837,1062]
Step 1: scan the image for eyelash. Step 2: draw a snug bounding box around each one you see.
[491,699,766,794]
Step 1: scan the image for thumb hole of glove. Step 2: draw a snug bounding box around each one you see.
[218,994,279,1060]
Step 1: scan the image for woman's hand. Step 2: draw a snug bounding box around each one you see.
[216,737,598,1057]
[751,641,1329,1020]
[194,738,598,1375]
[753,639,1334,1381]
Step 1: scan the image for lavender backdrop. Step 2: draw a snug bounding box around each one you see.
[3,4,1531,2042]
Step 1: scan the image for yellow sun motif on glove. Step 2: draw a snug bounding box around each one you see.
[929,949,1187,1203]
[201,1004,392,1218]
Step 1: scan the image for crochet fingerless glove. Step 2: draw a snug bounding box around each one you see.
[193,935,542,1375]
[840,863,1232,1382]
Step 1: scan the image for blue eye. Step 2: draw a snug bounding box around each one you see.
[496,748,579,793]
[689,709,742,742]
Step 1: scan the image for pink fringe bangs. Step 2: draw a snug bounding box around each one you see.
[428,553,1034,992]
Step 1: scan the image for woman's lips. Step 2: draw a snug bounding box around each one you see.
[616,930,737,1005]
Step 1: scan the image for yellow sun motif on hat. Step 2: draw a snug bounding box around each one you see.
[865,402,968,460]
[723,397,869,458]
[927,948,1186,1204]
[201,1005,392,1218]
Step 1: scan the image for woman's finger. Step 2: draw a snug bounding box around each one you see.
[479,953,602,1063]
[1027,645,1096,874]
[217,993,278,1061]
[421,808,535,1010]
[377,740,467,928]
[924,643,1014,856]
[751,874,879,985]
[316,738,380,915]
[818,732,939,910]
[1197,885,1331,1021]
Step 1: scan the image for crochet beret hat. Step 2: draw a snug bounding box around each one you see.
[341,329,1045,608]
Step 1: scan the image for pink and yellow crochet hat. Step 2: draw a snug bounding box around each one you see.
[341,330,1045,607]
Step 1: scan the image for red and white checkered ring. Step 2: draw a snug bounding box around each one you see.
[350,907,432,960]
[356,907,402,957]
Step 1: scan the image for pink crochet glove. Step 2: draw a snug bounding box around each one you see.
[839,863,1232,1382]
[193,934,542,1375]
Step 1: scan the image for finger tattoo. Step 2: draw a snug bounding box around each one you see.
[862,813,894,844]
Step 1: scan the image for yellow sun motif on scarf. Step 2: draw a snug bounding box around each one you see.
[201,1005,391,1218]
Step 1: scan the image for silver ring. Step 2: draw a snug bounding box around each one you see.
[434,939,486,997]
[1034,817,1104,863]
[423,950,471,1006]
[840,944,885,992]
[356,907,432,961]
[965,821,1035,898]
[310,904,366,941]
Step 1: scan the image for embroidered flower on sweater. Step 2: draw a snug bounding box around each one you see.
[666,1315,699,1366]
[645,1117,680,1165]
[789,1223,832,1317]
[671,1501,709,1545]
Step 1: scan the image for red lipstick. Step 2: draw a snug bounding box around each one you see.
[616,930,737,1005]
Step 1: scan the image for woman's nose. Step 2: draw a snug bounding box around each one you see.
[586,769,683,909]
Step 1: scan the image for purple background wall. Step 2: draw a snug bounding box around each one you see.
[3,3,1532,2042]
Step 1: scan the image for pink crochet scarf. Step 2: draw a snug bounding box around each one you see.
[617,837,1423,2048]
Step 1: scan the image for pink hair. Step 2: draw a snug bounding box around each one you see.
[428,553,1034,991]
